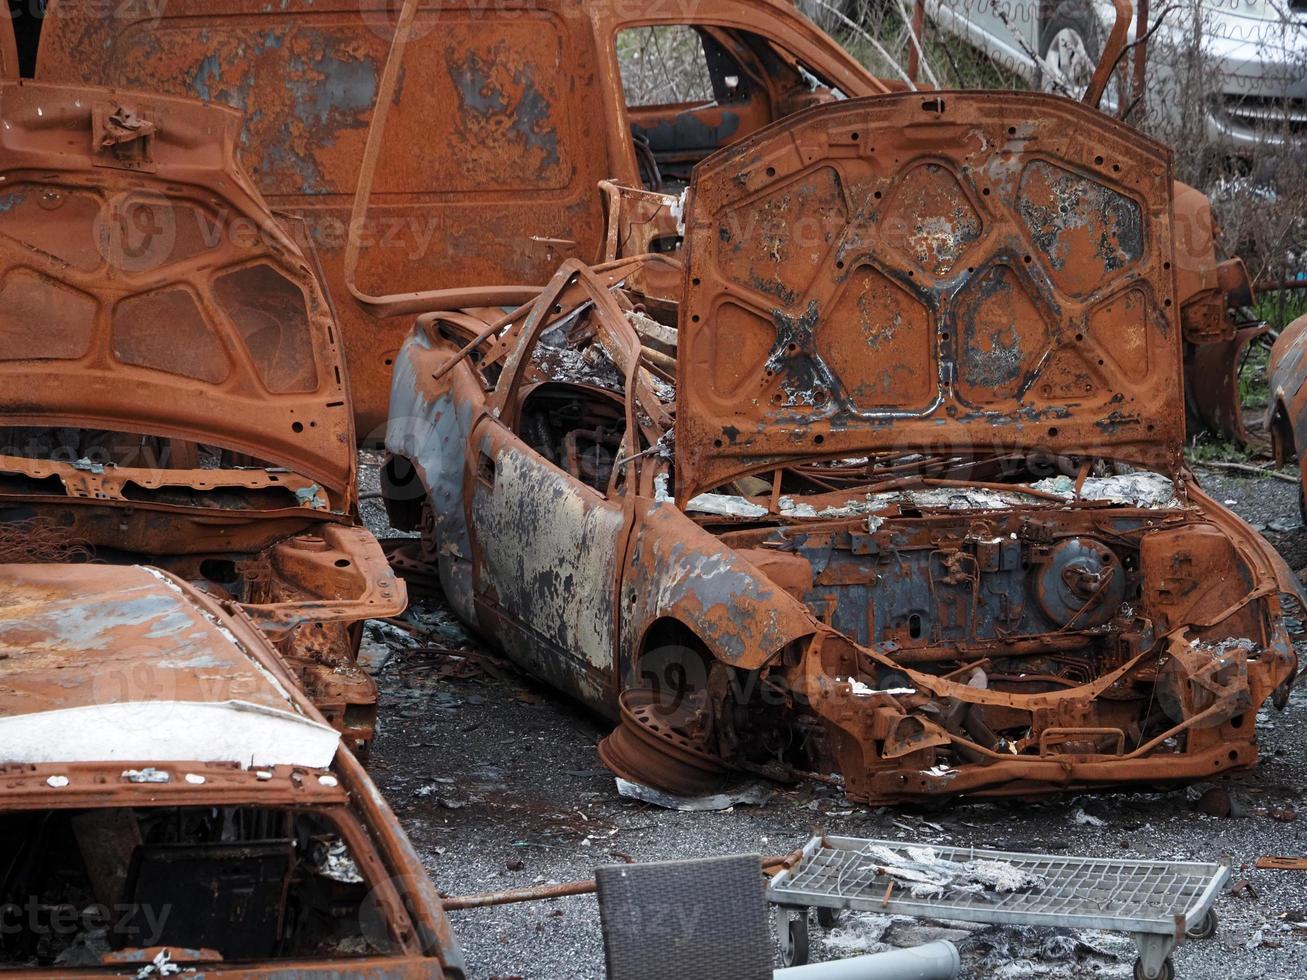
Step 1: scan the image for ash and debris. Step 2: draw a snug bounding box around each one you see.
[857,844,1044,898]
[672,471,1184,521]
[358,454,1307,979]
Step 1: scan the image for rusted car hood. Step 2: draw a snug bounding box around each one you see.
[0,81,354,495]
[677,92,1185,499]
[0,563,340,768]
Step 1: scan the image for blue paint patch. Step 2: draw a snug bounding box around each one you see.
[0,193,24,213]
[0,591,206,654]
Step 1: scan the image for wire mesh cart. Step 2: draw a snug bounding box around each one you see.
[767,835,1230,980]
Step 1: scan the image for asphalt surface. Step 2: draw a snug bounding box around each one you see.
[359,458,1307,980]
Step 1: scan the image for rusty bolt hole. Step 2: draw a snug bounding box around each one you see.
[766,166,776,178]
[813,434,825,445]
[292,421,304,433]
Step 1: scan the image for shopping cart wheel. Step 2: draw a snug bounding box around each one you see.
[816,907,842,929]
[783,914,810,967]
[1133,955,1174,980]
[1188,909,1218,941]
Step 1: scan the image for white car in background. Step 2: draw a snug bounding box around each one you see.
[924,0,1307,150]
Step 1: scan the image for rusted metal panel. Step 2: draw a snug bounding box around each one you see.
[1266,313,1307,494]
[0,81,354,495]
[39,0,888,438]
[0,81,404,749]
[677,92,1186,500]
[1172,181,1261,445]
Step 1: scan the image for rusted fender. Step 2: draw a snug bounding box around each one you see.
[385,328,486,624]
[1186,324,1268,446]
[1266,314,1307,485]
[618,499,817,680]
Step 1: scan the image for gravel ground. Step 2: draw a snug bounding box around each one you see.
[358,457,1307,980]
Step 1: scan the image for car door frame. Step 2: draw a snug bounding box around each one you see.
[591,0,889,191]
[460,262,666,714]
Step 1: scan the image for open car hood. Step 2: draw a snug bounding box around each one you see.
[676,92,1185,499]
[0,81,354,495]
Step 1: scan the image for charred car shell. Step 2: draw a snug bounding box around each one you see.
[384,92,1300,805]
[0,81,404,750]
[0,563,463,977]
[1265,312,1307,517]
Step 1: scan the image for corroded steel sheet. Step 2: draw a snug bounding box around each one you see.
[678,92,1185,500]
[0,81,354,495]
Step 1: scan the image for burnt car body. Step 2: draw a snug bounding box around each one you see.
[29,1,1256,444]
[0,81,404,750]
[1265,312,1307,515]
[0,563,463,977]
[383,91,1300,804]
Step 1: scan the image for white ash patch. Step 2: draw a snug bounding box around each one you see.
[684,493,767,518]
[860,845,1043,899]
[1031,472,1181,508]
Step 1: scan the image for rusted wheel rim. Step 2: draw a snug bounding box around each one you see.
[597,688,727,796]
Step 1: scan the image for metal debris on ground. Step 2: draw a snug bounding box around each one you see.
[613,777,774,812]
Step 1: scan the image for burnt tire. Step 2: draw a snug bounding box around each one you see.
[1038,1,1106,101]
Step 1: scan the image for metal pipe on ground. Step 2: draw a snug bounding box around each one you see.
[773,942,960,980]
[442,849,806,910]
